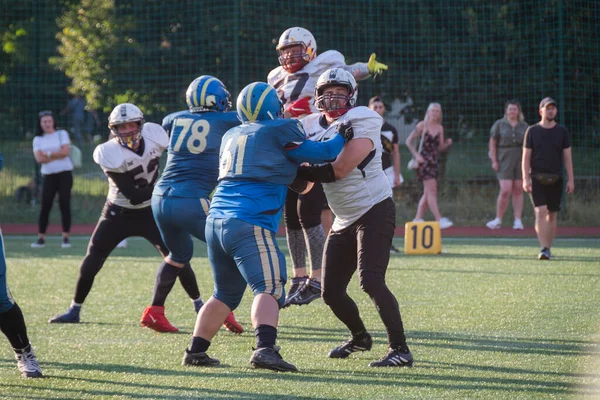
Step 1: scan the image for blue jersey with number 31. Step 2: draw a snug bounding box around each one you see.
[154,110,240,198]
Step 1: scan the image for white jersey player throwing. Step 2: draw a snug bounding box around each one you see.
[270,27,389,307]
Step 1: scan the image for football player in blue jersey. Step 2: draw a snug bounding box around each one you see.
[141,76,243,334]
[181,82,353,372]
[0,153,43,378]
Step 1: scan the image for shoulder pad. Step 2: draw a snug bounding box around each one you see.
[342,107,383,139]
[267,67,284,85]
[307,50,345,73]
[93,140,126,172]
[142,122,169,148]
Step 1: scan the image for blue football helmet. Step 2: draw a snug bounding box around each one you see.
[186,75,231,112]
[236,82,283,123]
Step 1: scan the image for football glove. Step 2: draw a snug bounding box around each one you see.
[338,121,354,142]
[367,53,388,75]
[286,96,312,118]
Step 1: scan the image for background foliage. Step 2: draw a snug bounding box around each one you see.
[0,0,598,224]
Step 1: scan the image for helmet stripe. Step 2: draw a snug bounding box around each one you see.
[200,77,218,107]
[188,78,203,108]
[251,85,274,121]
[238,83,257,122]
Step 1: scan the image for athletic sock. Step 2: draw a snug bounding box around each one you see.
[255,324,277,349]
[151,261,180,307]
[189,336,211,353]
[178,262,201,300]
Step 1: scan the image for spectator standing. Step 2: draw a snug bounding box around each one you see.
[368,96,402,253]
[405,103,453,228]
[31,111,74,249]
[522,97,574,260]
[487,101,528,230]
[61,94,88,147]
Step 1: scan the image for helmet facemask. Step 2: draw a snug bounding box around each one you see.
[111,121,143,150]
[315,84,356,119]
[277,44,312,73]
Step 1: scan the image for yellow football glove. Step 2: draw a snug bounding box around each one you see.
[367,53,388,75]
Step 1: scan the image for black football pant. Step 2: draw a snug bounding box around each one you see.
[73,202,195,304]
[321,197,408,350]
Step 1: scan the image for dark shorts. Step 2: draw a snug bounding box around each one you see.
[284,183,328,231]
[531,177,563,212]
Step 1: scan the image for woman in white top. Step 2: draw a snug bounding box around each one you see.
[31,111,74,248]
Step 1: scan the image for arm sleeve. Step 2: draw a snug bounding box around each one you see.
[286,135,345,164]
[295,163,336,183]
[106,171,154,205]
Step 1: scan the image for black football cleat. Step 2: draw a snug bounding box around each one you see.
[329,332,373,359]
[369,348,414,367]
[249,346,297,372]
[181,349,220,367]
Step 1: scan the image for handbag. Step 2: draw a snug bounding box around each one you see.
[533,173,560,186]
[70,144,83,168]
[407,130,425,170]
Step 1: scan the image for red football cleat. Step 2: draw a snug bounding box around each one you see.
[223,311,243,334]
[140,305,179,333]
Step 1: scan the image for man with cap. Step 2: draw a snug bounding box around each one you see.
[522,97,575,260]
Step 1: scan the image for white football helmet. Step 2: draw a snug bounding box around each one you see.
[315,68,358,119]
[108,103,144,149]
[276,27,317,73]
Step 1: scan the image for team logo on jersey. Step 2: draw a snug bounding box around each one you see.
[127,161,134,167]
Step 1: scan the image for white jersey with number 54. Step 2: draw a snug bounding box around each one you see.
[93,122,168,209]
[268,50,346,114]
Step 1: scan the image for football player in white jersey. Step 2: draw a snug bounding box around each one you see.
[296,68,413,368]
[269,26,389,307]
[48,103,203,329]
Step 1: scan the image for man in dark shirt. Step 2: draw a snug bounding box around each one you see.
[522,97,575,260]
[368,96,402,253]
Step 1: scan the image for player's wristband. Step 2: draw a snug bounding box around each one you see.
[296,164,336,183]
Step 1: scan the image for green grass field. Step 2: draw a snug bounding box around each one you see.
[1,236,599,399]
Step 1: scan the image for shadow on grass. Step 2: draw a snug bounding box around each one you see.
[2,358,598,398]
[281,325,600,358]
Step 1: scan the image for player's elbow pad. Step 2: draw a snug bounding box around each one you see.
[296,164,336,183]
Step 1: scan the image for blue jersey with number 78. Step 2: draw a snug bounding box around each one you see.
[154,110,240,199]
